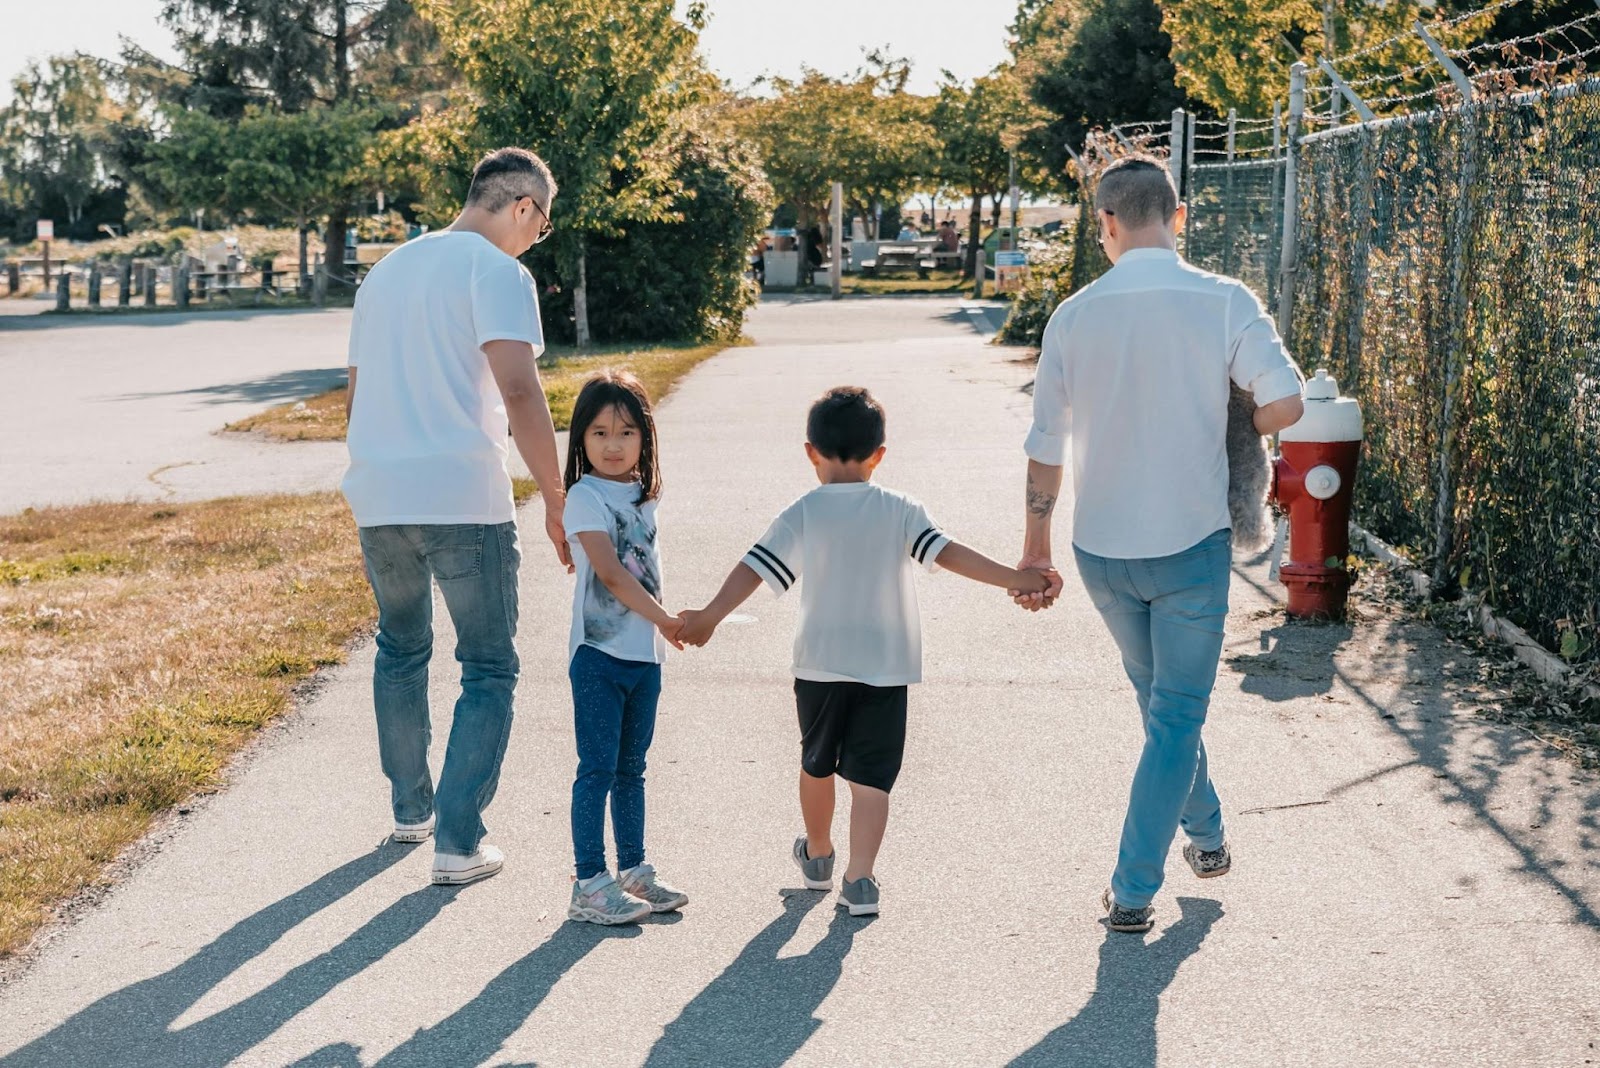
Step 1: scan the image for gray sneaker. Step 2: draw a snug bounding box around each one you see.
[568,873,652,925]
[792,836,834,891]
[1101,888,1154,933]
[1183,841,1232,879]
[837,875,880,916]
[619,863,689,913]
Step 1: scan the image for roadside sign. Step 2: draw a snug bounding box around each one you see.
[994,251,1028,267]
[995,249,1030,294]
[36,220,54,241]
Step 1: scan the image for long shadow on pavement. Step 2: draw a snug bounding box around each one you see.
[1229,565,1600,933]
[359,919,650,1067]
[642,890,865,1068]
[0,307,347,333]
[1009,897,1223,1068]
[0,845,457,1068]
[111,367,348,407]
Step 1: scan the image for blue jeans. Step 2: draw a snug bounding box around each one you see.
[358,522,521,856]
[569,644,661,880]
[1074,528,1231,910]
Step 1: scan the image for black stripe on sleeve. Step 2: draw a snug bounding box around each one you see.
[746,544,794,589]
[911,527,942,563]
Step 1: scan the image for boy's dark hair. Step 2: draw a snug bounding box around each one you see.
[465,147,557,213]
[564,370,661,504]
[1096,154,1178,229]
[807,386,886,463]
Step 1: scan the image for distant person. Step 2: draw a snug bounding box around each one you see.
[676,387,1053,917]
[1016,155,1305,932]
[342,146,570,887]
[896,222,920,242]
[562,372,690,925]
[802,225,825,284]
[937,220,960,253]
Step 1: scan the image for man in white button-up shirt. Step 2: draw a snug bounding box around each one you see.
[1019,155,1305,932]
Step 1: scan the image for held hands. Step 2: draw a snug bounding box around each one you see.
[656,614,687,651]
[1011,556,1064,612]
[675,608,718,648]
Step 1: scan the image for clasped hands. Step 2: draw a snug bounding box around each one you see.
[1011,557,1064,612]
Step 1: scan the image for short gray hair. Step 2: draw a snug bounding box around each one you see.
[465,147,558,213]
[1096,155,1178,229]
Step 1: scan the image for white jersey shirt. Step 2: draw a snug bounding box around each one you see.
[743,482,951,687]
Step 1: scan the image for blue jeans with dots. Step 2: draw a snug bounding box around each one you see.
[569,644,661,880]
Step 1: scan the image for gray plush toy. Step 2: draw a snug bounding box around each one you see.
[1227,385,1273,553]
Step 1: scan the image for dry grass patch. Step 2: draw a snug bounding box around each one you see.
[0,493,374,959]
[225,339,738,442]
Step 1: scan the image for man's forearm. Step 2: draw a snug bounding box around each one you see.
[1024,460,1064,557]
[506,392,565,499]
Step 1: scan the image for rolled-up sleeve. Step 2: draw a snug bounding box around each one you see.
[1227,285,1303,404]
[1024,312,1072,465]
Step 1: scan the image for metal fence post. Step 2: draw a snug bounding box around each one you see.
[1268,102,1284,310]
[1169,108,1187,192]
[1277,63,1308,340]
[1222,109,1238,276]
[1432,103,1483,587]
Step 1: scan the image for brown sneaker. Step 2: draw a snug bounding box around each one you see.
[1101,888,1154,933]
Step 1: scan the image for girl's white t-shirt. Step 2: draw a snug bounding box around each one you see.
[564,475,668,665]
[742,482,950,687]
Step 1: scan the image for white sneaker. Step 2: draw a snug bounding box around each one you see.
[619,863,689,912]
[431,844,504,885]
[568,872,652,925]
[393,813,435,844]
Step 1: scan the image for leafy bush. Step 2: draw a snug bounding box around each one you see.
[528,130,772,345]
[997,232,1074,345]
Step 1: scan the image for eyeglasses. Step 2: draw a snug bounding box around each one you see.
[520,195,554,244]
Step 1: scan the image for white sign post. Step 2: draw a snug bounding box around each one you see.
[36,219,54,286]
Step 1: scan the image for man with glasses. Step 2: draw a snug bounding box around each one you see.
[1016,155,1305,932]
[342,147,567,886]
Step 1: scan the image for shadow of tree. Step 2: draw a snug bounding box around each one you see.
[1009,897,1224,1068]
[111,367,347,407]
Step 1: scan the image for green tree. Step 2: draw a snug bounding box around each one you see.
[0,54,123,238]
[1013,0,1193,177]
[730,58,936,238]
[150,0,451,271]
[144,104,383,280]
[417,0,707,345]
[934,67,1040,277]
[1162,0,1321,116]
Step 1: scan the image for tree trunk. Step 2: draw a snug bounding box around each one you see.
[325,210,349,276]
[334,0,352,101]
[297,223,310,293]
[967,191,983,278]
[573,243,591,348]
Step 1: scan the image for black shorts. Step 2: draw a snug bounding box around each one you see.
[794,679,908,793]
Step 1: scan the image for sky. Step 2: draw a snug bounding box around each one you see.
[0,0,1021,101]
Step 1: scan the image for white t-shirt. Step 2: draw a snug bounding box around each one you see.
[743,482,951,687]
[565,475,668,665]
[1024,247,1303,559]
[342,230,545,527]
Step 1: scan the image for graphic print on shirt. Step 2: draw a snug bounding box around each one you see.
[583,501,660,645]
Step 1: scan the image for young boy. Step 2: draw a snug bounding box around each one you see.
[677,386,1053,916]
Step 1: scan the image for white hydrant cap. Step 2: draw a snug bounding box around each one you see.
[1280,368,1364,444]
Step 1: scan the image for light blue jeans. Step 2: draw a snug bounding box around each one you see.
[358,522,521,856]
[1074,528,1230,910]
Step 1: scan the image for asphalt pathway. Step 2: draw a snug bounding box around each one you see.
[0,296,1595,1066]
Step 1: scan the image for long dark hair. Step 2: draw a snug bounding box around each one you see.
[563,370,662,504]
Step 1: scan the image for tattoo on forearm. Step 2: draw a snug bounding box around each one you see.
[1026,472,1057,518]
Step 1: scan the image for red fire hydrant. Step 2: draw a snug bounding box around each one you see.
[1271,369,1365,620]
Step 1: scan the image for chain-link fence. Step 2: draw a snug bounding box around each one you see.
[1005,2,1600,669]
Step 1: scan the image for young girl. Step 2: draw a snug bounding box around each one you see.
[562,371,688,925]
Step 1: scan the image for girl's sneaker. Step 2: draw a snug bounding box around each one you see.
[619,863,689,912]
[568,872,652,925]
